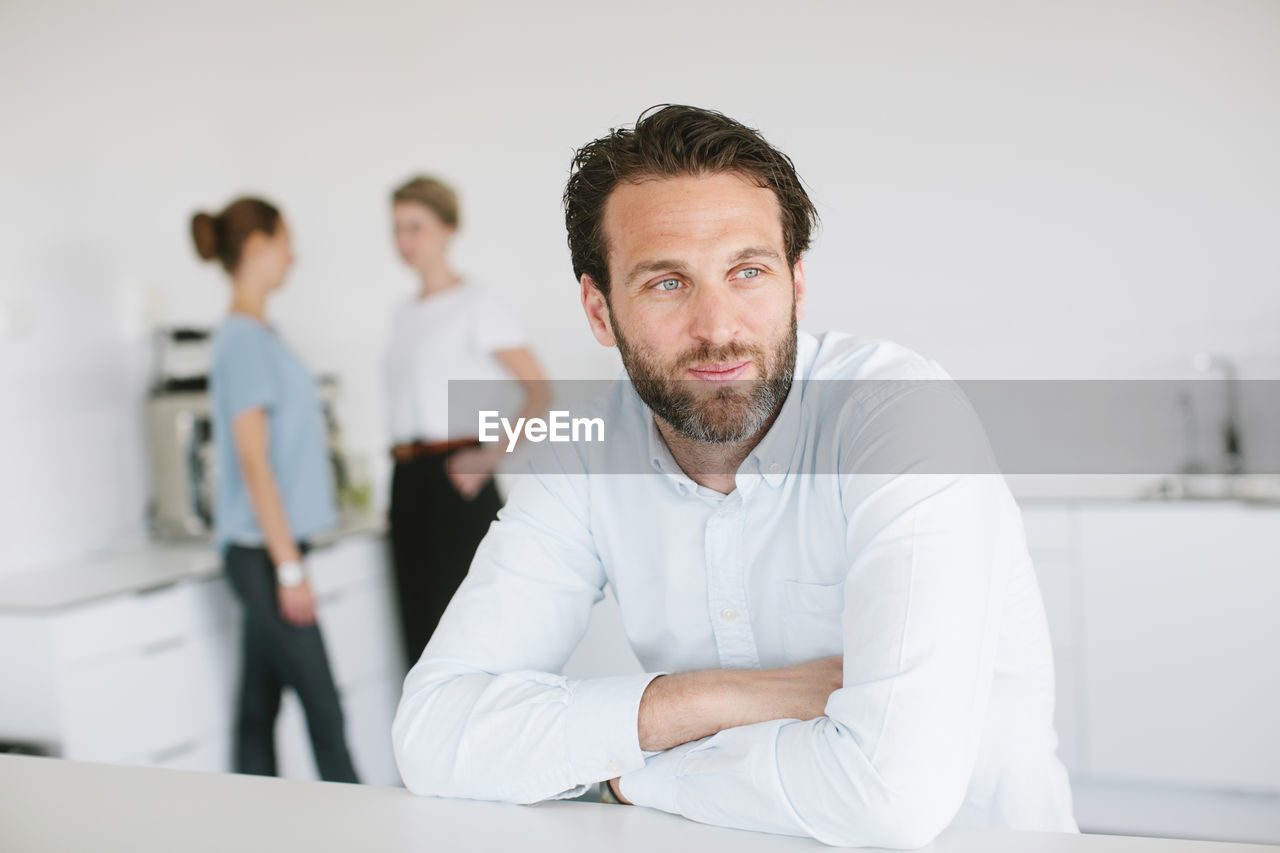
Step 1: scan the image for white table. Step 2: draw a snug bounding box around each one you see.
[1,755,1275,853]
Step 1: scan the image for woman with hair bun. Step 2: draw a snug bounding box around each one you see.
[194,197,358,783]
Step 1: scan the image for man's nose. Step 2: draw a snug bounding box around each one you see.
[686,282,739,347]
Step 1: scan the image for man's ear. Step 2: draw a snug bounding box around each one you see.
[792,257,807,322]
[580,274,617,347]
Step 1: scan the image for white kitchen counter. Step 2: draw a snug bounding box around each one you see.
[0,512,386,611]
[1,755,1274,853]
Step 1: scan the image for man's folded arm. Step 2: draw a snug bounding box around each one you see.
[391,466,664,803]
[617,387,1017,848]
[617,474,1013,847]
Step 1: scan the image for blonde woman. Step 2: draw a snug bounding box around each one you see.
[384,176,550,669]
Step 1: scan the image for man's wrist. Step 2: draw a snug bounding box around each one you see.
[638,669,747,751]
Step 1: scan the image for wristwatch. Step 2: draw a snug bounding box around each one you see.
[275,560,305,588]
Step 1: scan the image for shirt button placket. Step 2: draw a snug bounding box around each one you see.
[705,496,759,670]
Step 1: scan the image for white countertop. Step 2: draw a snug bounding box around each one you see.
[3,488,1277,611]
[0,513,386,612]
[1005,474,1280,504]
[1,755,1274,853]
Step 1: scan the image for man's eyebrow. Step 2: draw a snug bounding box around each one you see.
[727,246,783,265]
[623,247,783,289]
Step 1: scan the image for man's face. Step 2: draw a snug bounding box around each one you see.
[581,171,806,443]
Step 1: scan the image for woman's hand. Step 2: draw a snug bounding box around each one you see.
[446,446,501,500]
[278,580,317,626]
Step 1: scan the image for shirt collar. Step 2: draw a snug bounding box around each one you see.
[645,410,686,479]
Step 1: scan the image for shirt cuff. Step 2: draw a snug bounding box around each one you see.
[565,672,664,784]
[616,738,703,815]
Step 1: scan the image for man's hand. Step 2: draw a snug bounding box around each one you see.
[278,580,317,626]
[607,777,632,805]
[637,655,843,752]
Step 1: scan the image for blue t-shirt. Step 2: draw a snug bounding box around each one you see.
[209,314,337,550]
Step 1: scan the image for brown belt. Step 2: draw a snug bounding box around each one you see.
[390,438,480,462]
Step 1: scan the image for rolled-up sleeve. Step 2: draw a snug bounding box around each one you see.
[392,453,664,803]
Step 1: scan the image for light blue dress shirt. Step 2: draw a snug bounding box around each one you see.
[210,314,337,551]
[393,331,1077,847]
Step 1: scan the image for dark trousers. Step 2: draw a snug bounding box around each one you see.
[223,544,359,783]
[389,450,502,670]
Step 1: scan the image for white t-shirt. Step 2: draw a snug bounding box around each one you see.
[384,283,527,444]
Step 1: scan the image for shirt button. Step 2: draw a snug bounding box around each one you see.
[720,608,737,622]
[605,760,621,774]
[768,462,782,475]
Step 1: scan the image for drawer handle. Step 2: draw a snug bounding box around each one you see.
[141,635,187,656]
[136,582,181,598]
[150,740,197,763]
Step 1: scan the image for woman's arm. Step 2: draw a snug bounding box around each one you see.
[446,346,551,498]
[494,346,553,448]
[231,407,316,626]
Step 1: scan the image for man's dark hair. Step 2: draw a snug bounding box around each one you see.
[563,105,819,297]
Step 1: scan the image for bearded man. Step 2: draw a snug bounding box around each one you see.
[393,105,1077,848]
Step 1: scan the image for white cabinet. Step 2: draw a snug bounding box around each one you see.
[1076,505,1280,792]
[1019,505,1083,775]
[59,623,239,764]
[0,574,239,766]
[1020,500,1280,843]
[0,532,405,789]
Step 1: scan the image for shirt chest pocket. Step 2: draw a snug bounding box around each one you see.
[777,579,846,661]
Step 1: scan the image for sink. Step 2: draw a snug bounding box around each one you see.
[1140,474,1280,504]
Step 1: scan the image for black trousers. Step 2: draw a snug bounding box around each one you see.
[389,450,502,670]
[223,544,359,783]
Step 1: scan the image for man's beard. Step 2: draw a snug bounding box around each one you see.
[612,304,798,444]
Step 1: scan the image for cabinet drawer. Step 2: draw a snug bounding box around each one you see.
[308,535,389,597]
[318,582,403,690]
[51,579,236,670]
[1079,506,1280,791]
[138,735,232,774]
[59,626,238,763]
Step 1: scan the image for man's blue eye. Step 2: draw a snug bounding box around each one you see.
[740,268,760,279]
[656,279,681,291]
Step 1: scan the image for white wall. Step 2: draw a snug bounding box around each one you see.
[2,0,1278,574]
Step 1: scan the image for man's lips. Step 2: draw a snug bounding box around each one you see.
[685,360,752,382]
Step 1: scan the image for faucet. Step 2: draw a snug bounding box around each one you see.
[1192,353,1244,476]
